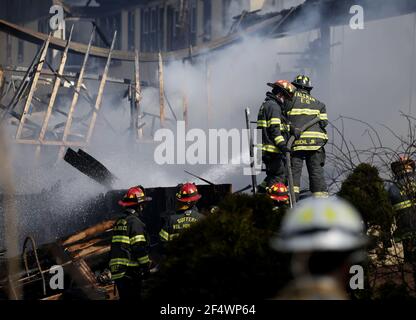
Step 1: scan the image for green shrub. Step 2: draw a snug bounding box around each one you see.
[144,194,291,301]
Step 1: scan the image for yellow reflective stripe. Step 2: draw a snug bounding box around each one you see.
[288,108,320,116]
[320,113,328,120]
[294,186,300,193]
[138,255,150,265]
[274,136,285,144]
[393,200,413,211]
[258,119,282,127]
[111,272,125,280]
[159,229,170,241]
[269,118,281,125]
[260,144,280,153]
[130,235,146,245]
[313,192,329,198]
[257,120,268,127]
[170,233,179,240]
[293,146,322,151]
[109,258,130,266]
[110,258,145,268]
[281,124,290,132]
[300,131,328,140]
[112,236,130,244]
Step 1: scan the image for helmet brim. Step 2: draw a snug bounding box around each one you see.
[267,82,293,97]
[177,194,202,203]
[270,195,289,202]
[270,229,368,252]
[118,196,152,207]
[291,81,313,90]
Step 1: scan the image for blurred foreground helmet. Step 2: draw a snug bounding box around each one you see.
[271,197,367,252]
[391,155,415,176]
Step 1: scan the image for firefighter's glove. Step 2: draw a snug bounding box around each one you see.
[278,143,291,154]
[290,126,302,140]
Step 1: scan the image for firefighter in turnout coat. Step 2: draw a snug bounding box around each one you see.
[287,75,328,200]
[257,80,296,193]
[109,186,152,300]
[159,183,205,242]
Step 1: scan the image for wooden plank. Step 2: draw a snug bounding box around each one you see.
[158,52,165,128]
[77,259,99,286]
[41,293,63,300]
[65,237,106,254]
[85,31,117,145]
[15,34,51,140]
[72,245,110,260]
[58,27,95,159]
[35,25,74,160]
[6,66,132,85]
[15,139,85,147]
[62,220,115,246]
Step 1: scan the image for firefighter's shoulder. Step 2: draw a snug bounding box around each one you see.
[125,214,145,230]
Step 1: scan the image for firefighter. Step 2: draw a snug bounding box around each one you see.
[266,182,290,211]
[257,80,296,193]
[109,186,152,301]
[388,155,416,279]
[159,182,205,242]
[271,197,368,300]
[288,75,328,200]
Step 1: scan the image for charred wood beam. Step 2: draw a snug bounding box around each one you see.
[62,220,115,247]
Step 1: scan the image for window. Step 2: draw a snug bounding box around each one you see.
[222,0,232,30]
[151,8,157,33]
[97,14,122,49]
[159,7,165,50]
[6,34,12,65]
[128,10,135,51]
[18,39,24,64]
[190,0,197,45]
[150,7,158,51]
[109,14,122,50]
[143,9,149,33]
[203,0,212,42]
[141,9,150,52]
[173,10,178,37]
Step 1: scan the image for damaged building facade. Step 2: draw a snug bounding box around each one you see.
[0,0,303,81]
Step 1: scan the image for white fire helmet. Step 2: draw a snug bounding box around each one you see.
[271,197,368,252]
